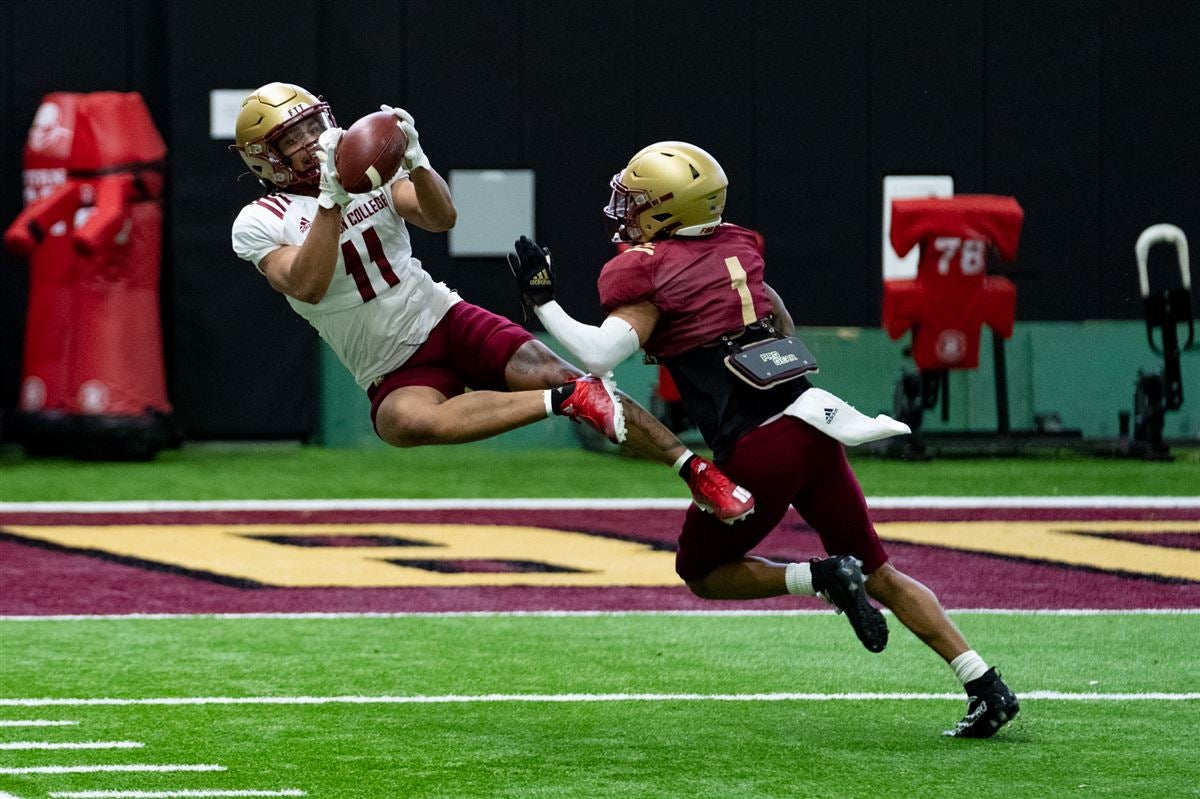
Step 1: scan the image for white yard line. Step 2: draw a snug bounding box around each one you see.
[0,765,224,775]
[1,608,1196,622]
[0,719,78,726]
[0,740,142,750]
[51,787,304,791]
[1,496,1198,513]
[0,692,1194,708]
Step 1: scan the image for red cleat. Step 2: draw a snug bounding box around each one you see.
[556,375,627,444]
[685,456,755,524]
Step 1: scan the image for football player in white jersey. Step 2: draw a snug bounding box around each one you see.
[229,83,753,522]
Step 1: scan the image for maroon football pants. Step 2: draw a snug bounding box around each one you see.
[675,415,889,582]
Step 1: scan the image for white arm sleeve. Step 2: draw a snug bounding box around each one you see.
[534,300,641,376]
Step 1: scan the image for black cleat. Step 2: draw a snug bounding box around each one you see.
[944,667,1020,738]
[810,555,888,653]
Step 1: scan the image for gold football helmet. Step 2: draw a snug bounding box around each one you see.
[603,141,728,243]
[231,82,336,190]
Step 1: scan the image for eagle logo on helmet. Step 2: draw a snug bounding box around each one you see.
[230,82,337,191]
[603,141,728,243]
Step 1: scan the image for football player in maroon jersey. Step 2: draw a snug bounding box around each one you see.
[508,141,1018,738]
[230,84,753,521]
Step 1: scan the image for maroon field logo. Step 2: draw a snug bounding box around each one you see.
[1,501,1197,614]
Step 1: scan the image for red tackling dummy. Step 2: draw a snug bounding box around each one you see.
[883,195,1024,371]
[335,111,408,194]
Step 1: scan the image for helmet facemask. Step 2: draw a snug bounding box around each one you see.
[604,174,664,243]
[261,105,336,188]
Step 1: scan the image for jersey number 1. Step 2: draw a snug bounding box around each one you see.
[341,227,399,302]
[724,256,758,326]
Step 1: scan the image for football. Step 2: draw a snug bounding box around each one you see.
[334,111,408,194]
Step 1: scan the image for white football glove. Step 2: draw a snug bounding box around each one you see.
[380,104,431,172]
[314,127,350,209]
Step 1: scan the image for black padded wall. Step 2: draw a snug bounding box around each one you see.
[164,2,322,439]
[756,1,873,327]
[2,0,1197,440]
[0,2,20,421]
[1099,4,1200,316]
[985,2,1104,320]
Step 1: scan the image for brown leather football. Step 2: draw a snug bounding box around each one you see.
[334,111,408,194]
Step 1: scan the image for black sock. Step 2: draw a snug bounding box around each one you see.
[964,668,998,693]
[809,557,830,594]
[549,382,577,416]
[677,454,698,480]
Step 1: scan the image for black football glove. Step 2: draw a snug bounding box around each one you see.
[506,235,556,321]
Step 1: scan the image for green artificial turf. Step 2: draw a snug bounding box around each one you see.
[1,613,1197,799]
[1,442,1198,501]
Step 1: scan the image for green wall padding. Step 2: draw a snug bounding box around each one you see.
[317,320,1200,448]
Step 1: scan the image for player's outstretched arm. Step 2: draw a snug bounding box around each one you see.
[390,170,456,232]
[382,105,456,232]
[507,235,655,375]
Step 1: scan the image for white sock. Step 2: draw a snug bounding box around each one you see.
[671,450,695,473]
[543,390,553,417]
[784,562,815,596]
[949,650,990,685]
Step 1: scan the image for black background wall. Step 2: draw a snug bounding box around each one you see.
[2,0,1197,440]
